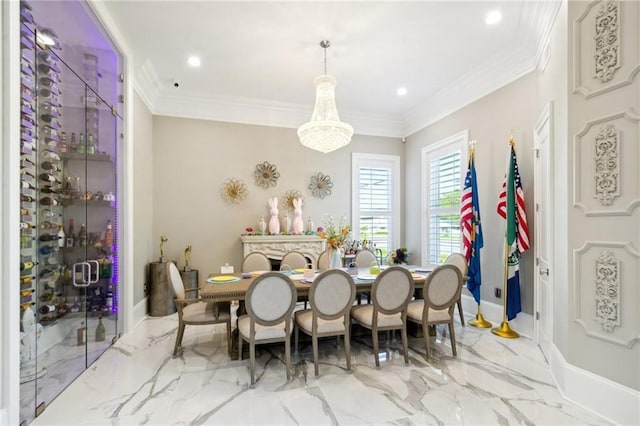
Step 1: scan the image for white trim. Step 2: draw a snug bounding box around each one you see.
[421,130,468,268]
[460,294,534,338]
[351,153,402,251]
[132,297,149,330]
[548,342,640,426]
[2,1,23,423]
[533,101,554,355]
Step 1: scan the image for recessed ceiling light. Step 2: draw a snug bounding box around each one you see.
[485,10,502,25]
[187,56,201,67]
[397,87,407,96]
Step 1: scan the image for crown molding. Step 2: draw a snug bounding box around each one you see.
[132,1,561,139]
[133,59,161,114]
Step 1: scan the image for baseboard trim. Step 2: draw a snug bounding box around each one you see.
[460,294,534,337]
[548,344,639,425]
[132,297,148,330]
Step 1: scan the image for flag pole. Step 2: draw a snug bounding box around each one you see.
[492,135,519,339]
[492,239,519,338]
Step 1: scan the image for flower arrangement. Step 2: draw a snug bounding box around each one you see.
[316,216,351,249]
[390,247,408,264]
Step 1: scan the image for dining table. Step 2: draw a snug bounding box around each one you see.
[199,265,431,303]
[199,265,431,359]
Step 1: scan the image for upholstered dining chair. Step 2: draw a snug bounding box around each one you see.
[354,249,378,303]
[316,249,330,271]
[354,249,378,267]
[238,272,297,385]
[294,269,356,376]
[280,250,308,270]
[407,264,463,359]
[167,262,232,357]
[445,253,467,325]
[241,251,272,273]
[350,266,415,367]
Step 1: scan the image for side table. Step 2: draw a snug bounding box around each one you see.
[149,261,176,316]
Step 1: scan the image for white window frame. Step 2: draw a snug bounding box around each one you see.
[351,153,401,255]
[421,130,468,268]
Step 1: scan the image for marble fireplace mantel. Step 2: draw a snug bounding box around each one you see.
[241,235,326,267]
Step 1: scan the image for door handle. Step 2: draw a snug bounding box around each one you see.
[73,262,90,287]
[539,267,549,276]
[88,260,100,284]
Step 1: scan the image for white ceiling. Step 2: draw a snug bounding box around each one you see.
[100,1,560,137]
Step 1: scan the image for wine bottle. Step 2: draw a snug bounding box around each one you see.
[57,225,65,248]
[39,197,59,206]
[95,316,105,342]
[41,186,58,194]
[103,220,113,247]
[41,161,59,172]
[39,245,59,255]
[21,194,35,203]
[39,173,60,184]
[87,133,95,155]
[42,150,61,161]
[20,261,35,271]
[39,233,60,242]
[77,133,86,154]
[66,218,75,247]
[78,224,87,247]
[39,304,56,315]
[105,285,113,310]
[58,131,68,153]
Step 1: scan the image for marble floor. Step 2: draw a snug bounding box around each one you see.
[30,312,609,425]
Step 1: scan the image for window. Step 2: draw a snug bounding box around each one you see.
[352,153,400,259]
[422,131,467,267]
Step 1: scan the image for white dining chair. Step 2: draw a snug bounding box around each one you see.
[350,266,414,367]
[316,249,330,271]
[294,269,356,376]
[407,264,462,359]
[241,251,272,273]
[280,250,307,270]
[238,272,297,385]
[167,262,232,357]
[444,252,467,325]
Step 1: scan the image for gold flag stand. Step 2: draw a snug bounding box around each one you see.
[492,240,519,338]
[469,304,492,328]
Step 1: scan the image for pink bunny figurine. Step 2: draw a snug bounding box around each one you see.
[268,197,280,234]
[292,198,304,235]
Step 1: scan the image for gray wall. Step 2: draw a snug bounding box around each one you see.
[132,91,154,304]
[152,116,401,286]
[404,72,537,313]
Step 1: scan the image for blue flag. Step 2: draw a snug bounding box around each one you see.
[460,149,483,304]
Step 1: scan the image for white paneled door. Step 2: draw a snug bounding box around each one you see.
[534,102,553,358]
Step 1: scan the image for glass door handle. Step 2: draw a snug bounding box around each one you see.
[73,262,91,287]
[88,260,100,284]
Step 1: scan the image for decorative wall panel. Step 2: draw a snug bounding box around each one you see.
[573,111,640,215]
[573,0,640,98]
[574,241,640,347]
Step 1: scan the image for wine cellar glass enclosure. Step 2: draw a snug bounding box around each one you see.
[19,1,123,423]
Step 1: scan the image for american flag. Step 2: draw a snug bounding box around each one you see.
[497,141,529,253]
[460,153,482,260]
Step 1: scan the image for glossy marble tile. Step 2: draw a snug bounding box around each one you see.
[30,313,610,425]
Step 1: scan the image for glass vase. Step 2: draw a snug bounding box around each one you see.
[330,247,342,269]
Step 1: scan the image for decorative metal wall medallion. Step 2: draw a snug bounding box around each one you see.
[220,178,248,205]
[593,124,620,206]
[594,250,620,333]
[593,1,621,83]
[283,189,303,211]
[308,172,333,199]
[254,161,280,189]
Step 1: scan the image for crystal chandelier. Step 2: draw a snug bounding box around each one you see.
[298,40,353,154]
